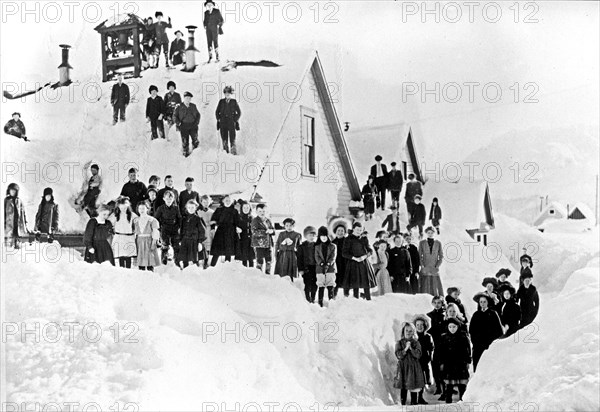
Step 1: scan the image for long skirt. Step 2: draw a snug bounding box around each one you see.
[85,240,114,264]
[136,236,161,267]
[112,233,137,258]
[179,237,200,263]
[342,260,377,289]
[394,358,425,391]
[274,250,297,279]
[376,268,393,295]
[419,273,443,296]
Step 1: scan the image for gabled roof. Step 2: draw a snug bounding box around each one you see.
[533,201,568,226]
[94,13,145,31]
[569,202,594,219]
[345,123,423,184]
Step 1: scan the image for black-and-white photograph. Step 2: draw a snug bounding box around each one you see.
[1,1,599,411]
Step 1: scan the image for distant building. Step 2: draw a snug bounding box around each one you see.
[568,203,594,220]
[533,201,568,227]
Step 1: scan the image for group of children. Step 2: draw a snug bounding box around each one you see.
[394,254,540,405]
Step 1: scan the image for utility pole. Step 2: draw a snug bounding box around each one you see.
[539,196,544,212]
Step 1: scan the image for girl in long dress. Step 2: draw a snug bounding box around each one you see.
[197,195,214,268]
[394,322,425,406]
[274,218,302,281]
[235,202,255,267]
[373,240,393,295]
[341,222,376,300]
[110,196,138,268]
[83,204,114,265]
[134,200,161,271]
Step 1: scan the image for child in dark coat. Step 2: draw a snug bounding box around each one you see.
[153,12,172,67]
[169,30,186,65]
[413,314,435,405]
[146,85,166,140]
[408,195,426,238]
[361,175,378,221]
[83,205,114,265]
[34,187,59,240]
[445,287,468,322]
[4,112,28,140]
[274,218,302,281]
[388,234,412,294]
[250,203,275,274]
[439,318,471,403]
[429,197,442,234]
[164,81,182,131]
[210,195,240,266]
[469,293,504,371]
[297,226,318,303]
[315,226,337,307]
[154,190,181,265]
[179,199,206,268]
[498,284,521,337]
[427,295,446,396]
[394,322,425,406]
[236,202,255,267]
[516,271,539,328]
[331,223,348,297]
[403,232,420,294]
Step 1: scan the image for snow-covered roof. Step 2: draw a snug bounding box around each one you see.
[569,202,594,219]
[95,13,145,31]
[533,201,568,226]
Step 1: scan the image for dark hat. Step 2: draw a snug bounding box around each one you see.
[495,268,512,278]
[318,226,329,237]
[481,277,498,288]
[12,112,21,117]
[149,85,158,93]
[167,81,176,89]
[412,314,431,332]
[155,11,163,17]
[128,167,138,174]
[520,267,534,279]
[446,286,460,295]
[446,317,462,327]
[184,91,193,98]
[390,162,397,167]
[375,155,383,161]
[283,217,295,226]
[91,164,99,170]
[433,197,439,202]
[520,254,534,267]
[43,187,53,197]
[473,292,495,306]
[185,177,194,183]
[7,182,20,194]
[175,30,183,36]
[425,226,435,233]
[205,0,215,5]
[303,226,317,236]
[223,86,234,94]
[498,283,516,296]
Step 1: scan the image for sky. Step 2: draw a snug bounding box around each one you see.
[1,1,598,163]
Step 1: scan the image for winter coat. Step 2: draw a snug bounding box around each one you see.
[341,233,376,289]
[387,169,404,191]
[111,82,130,106]
[179,212,206,264]
[388,245,412,293]
[407,243,420,274]
[250,216,274,248]
[120,181,148,210]
[429,204,442,226]
[443,318,469,336]
[197,206,214,252]
[178,190,200,214]
[394,338,425,390]
[315,241,337,274]
[419,239,443,276]
[274,230,302,279]
[469,308,504,350]
[438,332,471,382]
[142,23,156,44]
[155,187,179,210]
[381,213,401,234]
[211,205,240,256]
[370,163,388,181]
[236,212,255,261]
[169,38,186,62]
[164,91,182,117]
[516,284,539,328]
[426,308,446,344]
[146,96,165,120]
[373,249,393,295]
[4,119,26,138]
[417,331,435,384]
[297,241,316,271]
[154,20,172,44]
[174,102,200,127]
[361,183,378,215]
[83,218,114,264]
[216,98,241,129]
[332,237,347,286]
[405,180,423,202]
[4,196,28,237]
[204,9,224,29]
[445,295,468,322]
[499,299,521,336]
[154,203,182,234]
[410,203,426,225]
[34,200,59,234]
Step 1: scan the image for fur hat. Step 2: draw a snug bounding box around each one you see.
[6,183,20,195]
[520,254,534,267]
[43,187,53,197]
[495,268,512,278]
[446,286,460,296]
[317,226,329,237]
[303,226,317,236]
[412,314,431,332]
[481,277,498,288]
[149,85,158,93]
[520,267,533,279]
[473,292,495,306]
[91,164,99,171]
[283,217,295,226]
[167,81,176,89]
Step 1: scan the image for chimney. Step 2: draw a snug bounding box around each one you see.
[567,204,570,219]
[184,25,199,72]
[57,44,73,85]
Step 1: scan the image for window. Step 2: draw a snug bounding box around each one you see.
[549,209,555,215]
[302,113,316,176]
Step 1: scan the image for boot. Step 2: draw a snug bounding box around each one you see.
[265,261,272,274]
[458,384,466,401]
[215,47,220,62]
[207,48,213,63]
[165,52,170,67]
[418,389,428,404]
[161,249,168,265]
[304,289,311,303]
[318,287,325,307]
[327,286,334,301]
[400,389,407,406]
[410,392,418,406]
[445,384,454,404]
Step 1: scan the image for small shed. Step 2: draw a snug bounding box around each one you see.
[94,13,146,81]
[533,201,568,227]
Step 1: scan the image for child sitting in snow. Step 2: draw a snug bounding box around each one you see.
[394,322,425,406]
[134,200,161,271]
[83,204,114,265]
[297,226,318,303]
[34,187,59,242]
[274,218,302,281]
[179,199,206,269]
[4,112,28,141]
[372,240,393,295]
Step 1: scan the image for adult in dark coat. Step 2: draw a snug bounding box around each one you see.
[164,81,182,128]
[370,155,388,210]
[4,112,27,140]
[236,203,255,267]
[404,174,423,216]
[438,318,471,403]
[427,295,446,395]
[204,0,224,62]
[174,92,201,157]
[120,169,148,210]
[469,293,504,371]
[516,271,539,329]
[111,74,130,124]
[498,284,521,337]
[153,12,172,67]
[331,223,348,297]
[146,85,166,140]
[413,314,435,405]
[341,223,375,300]
[210,196,240,266]
[4,183,28,248]
[381,206,401,234]
[408,195,427,238]
[216,86,242,155]
[361,176,378,220]
[388,235,412,294]
[169,31,186,65]
[404,232,420,294]
[34,188,59,236]
[387,162,404,208]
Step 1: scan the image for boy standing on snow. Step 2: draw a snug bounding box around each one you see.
[297,226,318,303]
[146,85,166,140]
[156,175,179,210]
[120,168,148,209]
[155,190,181,265]
[370,155,388,210]
[251,204,275,274]
[178,177,200,214]
[387,162,404,209]
[153,12,172,67]
[405,174,423,217]
[315,226,337,306]
[174,91,201,157]
[4,112,28,141]
[204,0,224,63]
[216,86,241,155]
[111,73,130,125]
[34,187,59,241]
[164,81,182,132]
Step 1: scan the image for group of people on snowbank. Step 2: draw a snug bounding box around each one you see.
[395,258,539,405]
[363,155,441,238]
